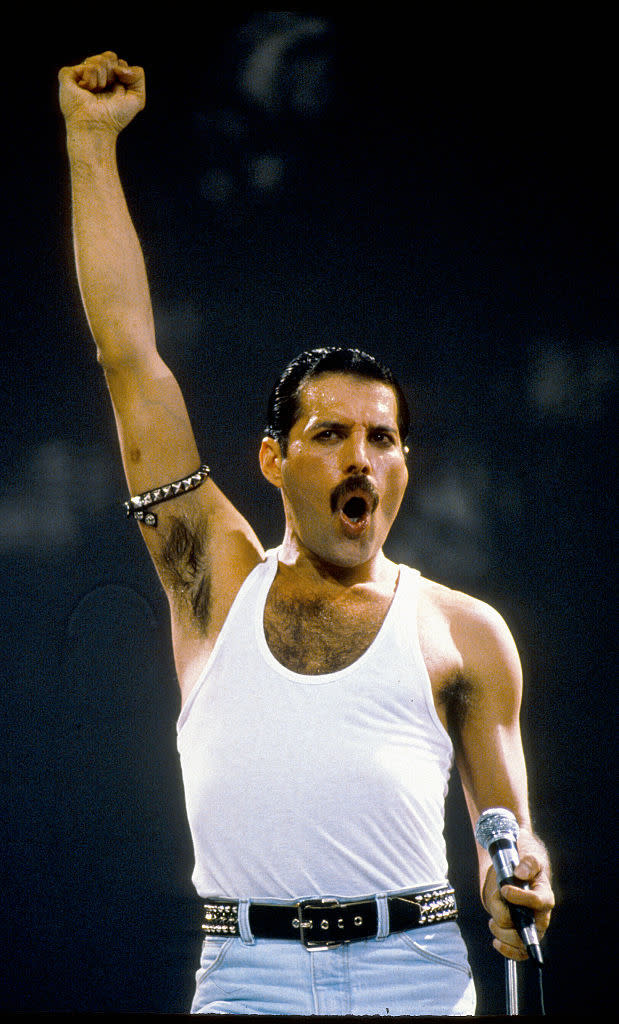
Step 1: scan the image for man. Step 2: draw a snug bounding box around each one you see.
[58,51,554,1016]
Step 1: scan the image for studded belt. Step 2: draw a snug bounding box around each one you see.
[202,885,457,949]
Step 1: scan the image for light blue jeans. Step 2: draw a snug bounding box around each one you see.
[190,898,476,1016]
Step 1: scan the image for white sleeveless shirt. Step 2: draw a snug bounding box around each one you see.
[177,549,454,900]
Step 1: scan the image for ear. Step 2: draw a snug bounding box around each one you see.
[259,436,283,487]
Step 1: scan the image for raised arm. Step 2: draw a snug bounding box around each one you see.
[451,599,554,961]
[59,52,263,696]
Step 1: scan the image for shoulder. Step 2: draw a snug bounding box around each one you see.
[418,574,513,635]
[417,575,523,696]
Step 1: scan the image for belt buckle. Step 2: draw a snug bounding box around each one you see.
[296,897,344,950]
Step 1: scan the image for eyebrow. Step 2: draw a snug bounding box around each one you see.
[310,419,398,434]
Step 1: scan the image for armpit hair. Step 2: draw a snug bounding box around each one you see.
[159,512,211,632]
[437,672,476,746]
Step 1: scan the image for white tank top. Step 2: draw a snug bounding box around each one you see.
[177,549,454,900]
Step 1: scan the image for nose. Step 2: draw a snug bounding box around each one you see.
[343,430,371,476]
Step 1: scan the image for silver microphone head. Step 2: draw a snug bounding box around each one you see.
[475,807,519,850]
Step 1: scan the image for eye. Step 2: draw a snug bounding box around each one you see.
[370,430,396,446]
[314,428,343,442]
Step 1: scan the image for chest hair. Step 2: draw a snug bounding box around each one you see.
[263,581,393,675]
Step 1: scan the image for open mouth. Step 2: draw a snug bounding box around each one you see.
[330,477,379,537]
[341,495,369,523]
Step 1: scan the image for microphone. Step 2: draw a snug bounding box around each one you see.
[475,807,543,966]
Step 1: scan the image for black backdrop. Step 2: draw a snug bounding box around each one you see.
[1,13,615,1016]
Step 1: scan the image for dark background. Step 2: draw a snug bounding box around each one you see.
[1,12,615,1016]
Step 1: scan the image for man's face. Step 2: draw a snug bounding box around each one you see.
[275,372,409,569]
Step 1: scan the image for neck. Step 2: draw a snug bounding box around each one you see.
[278,530,394,588]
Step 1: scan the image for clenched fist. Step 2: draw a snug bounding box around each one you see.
[483,851,554,961]
[59,51,145,135]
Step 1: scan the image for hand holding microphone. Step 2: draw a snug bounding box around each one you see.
[475,807,546,966]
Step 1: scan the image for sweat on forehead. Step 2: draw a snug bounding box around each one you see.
[296,373,400,422]
[264,347,410,453]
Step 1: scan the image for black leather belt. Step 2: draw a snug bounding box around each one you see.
[202,885,457,949]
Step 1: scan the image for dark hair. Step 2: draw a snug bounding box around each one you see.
[265,347,410,454]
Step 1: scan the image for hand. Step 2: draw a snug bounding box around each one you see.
[483,854,555,961]
[58,51,145,135]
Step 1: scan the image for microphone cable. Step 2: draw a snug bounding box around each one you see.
[536,959,546,1015]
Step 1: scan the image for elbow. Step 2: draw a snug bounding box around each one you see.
[95,344,143,382]
[94,330,153,374]
[88,306,157,371]
[95,344,127,374]
[95,345,111,369]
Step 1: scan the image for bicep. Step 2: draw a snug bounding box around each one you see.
[102,350,264,622]
[454,604,532,829]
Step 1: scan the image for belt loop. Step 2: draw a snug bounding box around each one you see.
[237,899,255,945]
[375,893,389,941]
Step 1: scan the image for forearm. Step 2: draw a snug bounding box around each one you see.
[66,126,156,366]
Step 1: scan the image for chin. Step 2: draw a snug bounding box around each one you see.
[314,536,378,570]
[292,515,388,570]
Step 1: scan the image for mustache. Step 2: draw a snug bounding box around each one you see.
[330,475,379,515]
